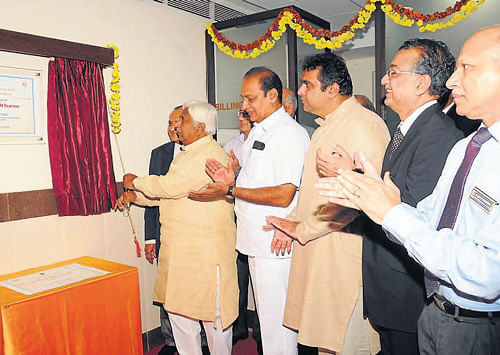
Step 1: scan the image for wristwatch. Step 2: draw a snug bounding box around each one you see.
[226,186,234,197]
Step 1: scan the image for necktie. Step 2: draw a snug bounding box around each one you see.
[389,127,404,158]
[425,127,493,297]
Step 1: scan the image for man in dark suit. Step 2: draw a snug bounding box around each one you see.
[144,106,181,262]
[144,105,209,355]
[440,91,480,136]
[144,106,181,355]
[362,39,463,355]
[316,39,464,354]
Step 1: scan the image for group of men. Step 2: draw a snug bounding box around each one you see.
[115,25,500,355]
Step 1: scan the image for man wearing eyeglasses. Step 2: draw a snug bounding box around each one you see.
[361,39,464,355]
[224,110,253,163]
[223,110,262,353]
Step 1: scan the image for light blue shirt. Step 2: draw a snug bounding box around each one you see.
[383,121,500,312]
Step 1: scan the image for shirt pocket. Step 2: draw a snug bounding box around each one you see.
[242,148,272,185]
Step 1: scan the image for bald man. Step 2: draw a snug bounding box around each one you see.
[318,26,500,355]
[283,87,316,138]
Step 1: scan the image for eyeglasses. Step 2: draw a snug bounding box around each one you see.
[238,110,250,119]
[386,70,424,79]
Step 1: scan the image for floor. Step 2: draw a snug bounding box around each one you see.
[144,333,260,355]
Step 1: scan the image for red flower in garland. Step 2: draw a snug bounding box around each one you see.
[207,0,479,58]
[389,0,471,23]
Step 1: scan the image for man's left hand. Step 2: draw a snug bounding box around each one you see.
[206,159,235,185]
[188,182,228,201]
[123,173,138,190]
[264,216,299,240]
[319,151,401,224]
[316,144,355,177]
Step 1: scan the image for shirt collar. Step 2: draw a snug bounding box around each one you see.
[174,142,182,155]
[181,135,213,151]
[484,120,500,143]
[253,107,285,132]
[315,96,358,126]
[398,100,437,135]
[442,101,454,114]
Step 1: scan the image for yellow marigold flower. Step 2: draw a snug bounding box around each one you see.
[106,44,119,59]
[110,101,119,111]
[365,4,376,12]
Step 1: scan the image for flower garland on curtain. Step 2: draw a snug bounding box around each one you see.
[106,44,121,134]
[206,0,485,59]
[106,44,142,257]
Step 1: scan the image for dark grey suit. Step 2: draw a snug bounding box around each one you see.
[145,142,175,256]
[363,103,463,354]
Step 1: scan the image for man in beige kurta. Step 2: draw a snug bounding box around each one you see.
[117,101,238,355]
[266,53,389,354]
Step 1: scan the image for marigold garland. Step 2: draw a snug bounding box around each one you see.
[207,0,485,59]
[106,44,121,134]
[106,44,142,257]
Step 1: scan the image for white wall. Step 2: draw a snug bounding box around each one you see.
[0,0,207,333]
[344,48,376,103]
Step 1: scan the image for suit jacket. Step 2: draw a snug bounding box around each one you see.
[363,103,463,332]
[446,102,481,137]
[144,141,175,256]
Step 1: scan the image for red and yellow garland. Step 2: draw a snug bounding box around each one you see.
[207,0,485,59]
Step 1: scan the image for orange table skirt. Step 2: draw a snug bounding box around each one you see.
[0,256,142,355]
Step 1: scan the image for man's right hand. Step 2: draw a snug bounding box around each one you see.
[228,150,241,172]
[268,226,294,256]
[115,191,137,211]
[144,244,156,264]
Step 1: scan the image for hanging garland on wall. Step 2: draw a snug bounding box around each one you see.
[106,44,121,134]
[106,44,142,257]
[206,0,485,59]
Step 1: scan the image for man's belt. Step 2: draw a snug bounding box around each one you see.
[433,295,500,319]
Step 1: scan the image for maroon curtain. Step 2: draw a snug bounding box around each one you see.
[47,58,117,216]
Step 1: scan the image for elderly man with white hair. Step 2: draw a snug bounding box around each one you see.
[117,101,238,355]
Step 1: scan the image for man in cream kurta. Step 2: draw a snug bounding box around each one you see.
[266,53,389,354]
[118,101,238,355]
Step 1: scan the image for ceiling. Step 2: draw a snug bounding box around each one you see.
[214,0,369,26]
